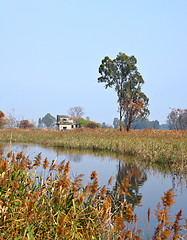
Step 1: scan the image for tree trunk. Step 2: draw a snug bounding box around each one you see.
[119,103,122,131]
[126,113,131,132]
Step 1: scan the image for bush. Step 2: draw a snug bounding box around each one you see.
[19,120,33,129]
[78,118,101,128]
[85,122,101,128]
[0,111,6,129]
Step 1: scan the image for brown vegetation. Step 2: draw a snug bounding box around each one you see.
[0,128,186,174]
[19,120,33,129]
[0,111,7,129]
[0,151,186,239]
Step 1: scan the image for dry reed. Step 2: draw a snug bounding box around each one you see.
[0,128,186,174]
[0,151,186,239]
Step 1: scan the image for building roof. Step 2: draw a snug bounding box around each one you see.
[57,115,69,118]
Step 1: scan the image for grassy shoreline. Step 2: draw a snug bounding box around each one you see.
[0,128,186,174]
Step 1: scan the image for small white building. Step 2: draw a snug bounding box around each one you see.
[56,115,79,130]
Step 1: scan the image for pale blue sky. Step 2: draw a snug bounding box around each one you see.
[0,0,187,124]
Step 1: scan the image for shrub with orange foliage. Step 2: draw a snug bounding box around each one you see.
[18,120,33,129]
[0,111,7,129]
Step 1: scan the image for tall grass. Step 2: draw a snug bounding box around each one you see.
[0,151,186,239]
[0,128,186,174]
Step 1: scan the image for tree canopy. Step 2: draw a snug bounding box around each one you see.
[68,106,84,123]
[40,113,56,128]
[167,108,187,130]
[98,52,149,131]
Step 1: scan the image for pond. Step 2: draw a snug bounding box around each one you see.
[1,142,186,238]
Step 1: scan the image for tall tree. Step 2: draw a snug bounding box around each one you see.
[167,108,187,130]
[68,106,84,118]
[98,52,149,131]
[6,108,17,128]
[68,106,84,123]
[38,118,42,128]
[41,113,56,128]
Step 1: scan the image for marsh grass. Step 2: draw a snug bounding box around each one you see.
[0,128,186,174]
[0,151,186,239]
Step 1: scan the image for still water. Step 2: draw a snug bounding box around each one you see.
[1,142,187,237]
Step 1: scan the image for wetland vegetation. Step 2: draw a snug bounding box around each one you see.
[0,128,186,174]
[0,150,186,239]
[0,128,186,239]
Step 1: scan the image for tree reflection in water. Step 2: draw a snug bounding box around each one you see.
[0,143,4,156]
[113,161,147,208]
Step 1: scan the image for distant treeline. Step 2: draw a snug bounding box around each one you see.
[2,107,186,130]
[113,117,169,130]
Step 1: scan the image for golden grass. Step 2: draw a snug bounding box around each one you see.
[0,151,186,239]
[0,128,186,174]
